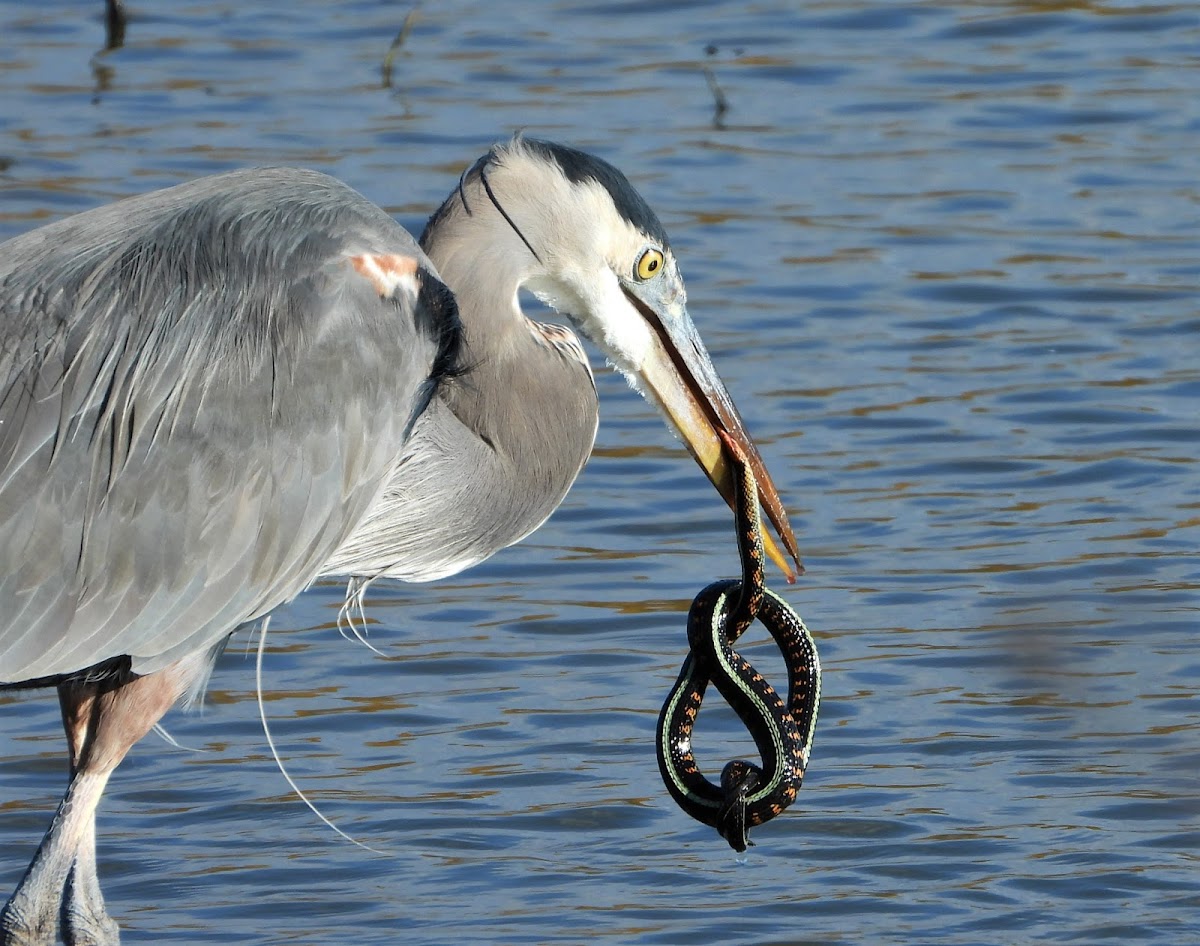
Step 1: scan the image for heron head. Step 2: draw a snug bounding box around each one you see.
[423,137,802,578]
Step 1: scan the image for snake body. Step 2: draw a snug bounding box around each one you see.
[656,436,821,852]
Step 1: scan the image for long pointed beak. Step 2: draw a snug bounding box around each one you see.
[624,288,803,581]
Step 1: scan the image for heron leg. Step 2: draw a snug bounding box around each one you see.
[0,766,113,946]
[61,814,118,946]
[57,685,120,946]
[2,668,189,946]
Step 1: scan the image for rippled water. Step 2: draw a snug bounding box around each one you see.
[1,2,1197,944]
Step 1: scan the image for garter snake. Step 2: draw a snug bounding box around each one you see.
[656,432,821,852]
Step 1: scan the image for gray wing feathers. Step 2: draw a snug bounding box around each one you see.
[0,168,438,680]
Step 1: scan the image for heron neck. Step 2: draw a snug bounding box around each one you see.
[321,245,598,582]
[436,254,595,470]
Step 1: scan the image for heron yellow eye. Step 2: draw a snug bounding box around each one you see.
[635,248,664,281]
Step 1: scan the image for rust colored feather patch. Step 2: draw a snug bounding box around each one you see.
[349,253,420,298]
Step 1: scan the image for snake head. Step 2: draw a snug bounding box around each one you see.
[716,759,763,853]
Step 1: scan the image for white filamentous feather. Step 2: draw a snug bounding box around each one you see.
[254,616,386,856]
[336,575,386,657]
[151,723,207,753]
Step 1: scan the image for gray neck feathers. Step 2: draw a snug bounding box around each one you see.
[322,192,598,582]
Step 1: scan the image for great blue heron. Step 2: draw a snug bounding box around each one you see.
[0,137,800,945]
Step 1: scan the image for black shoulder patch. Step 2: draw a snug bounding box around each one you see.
[520,139,670,249]
[406,268,464,437]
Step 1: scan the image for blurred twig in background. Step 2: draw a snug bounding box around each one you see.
[105,0,126,50]
[382,5,421,90]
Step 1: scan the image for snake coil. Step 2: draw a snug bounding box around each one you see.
[655,436,821,852]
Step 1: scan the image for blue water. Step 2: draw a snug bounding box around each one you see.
[1,2,1197,944]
